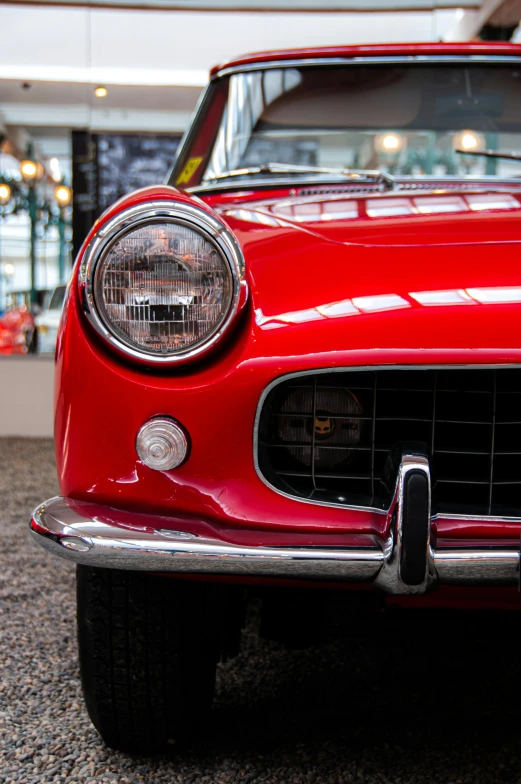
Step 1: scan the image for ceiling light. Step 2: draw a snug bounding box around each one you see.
[94,86,108,98]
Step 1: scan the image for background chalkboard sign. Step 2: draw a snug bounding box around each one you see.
[71,130,99,259]
[72,131,182,258]
[97,134,181,213]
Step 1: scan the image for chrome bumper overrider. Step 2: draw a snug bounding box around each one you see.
[30,492,519,596]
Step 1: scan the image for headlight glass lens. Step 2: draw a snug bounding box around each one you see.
[94,221,233,356]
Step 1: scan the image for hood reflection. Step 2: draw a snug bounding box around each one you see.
[256,286,521,329]
[249,190,521,224]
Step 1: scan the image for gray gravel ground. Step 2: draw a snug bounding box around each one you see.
[2,437,521,783]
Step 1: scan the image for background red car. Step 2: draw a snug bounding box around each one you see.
[0,305,34,355]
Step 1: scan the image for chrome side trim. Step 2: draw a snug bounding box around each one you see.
[253,364,521,519]
[440,512,521,524]
[29,496,520,591]
[434,549,519,584]
[29,497,383,581]
[213,55,521,80]
[78,200,246,366]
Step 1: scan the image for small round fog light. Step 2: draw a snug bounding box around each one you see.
[136,417,188,471]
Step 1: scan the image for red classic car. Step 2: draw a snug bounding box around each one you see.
[31,42,521,751]
[0,305,34,354]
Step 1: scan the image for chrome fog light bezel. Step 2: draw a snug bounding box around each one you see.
[78,200,246,365]
[136,416,189,471]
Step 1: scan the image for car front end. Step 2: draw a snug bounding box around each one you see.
[29,42,521,752]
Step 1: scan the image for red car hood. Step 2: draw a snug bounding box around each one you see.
[209,183,521,359]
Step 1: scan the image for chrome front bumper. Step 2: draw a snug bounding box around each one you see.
[29,494,520,595]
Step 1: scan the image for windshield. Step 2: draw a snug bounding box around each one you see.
[172,62,521,189]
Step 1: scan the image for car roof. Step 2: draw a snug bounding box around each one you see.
[210,41,521,78]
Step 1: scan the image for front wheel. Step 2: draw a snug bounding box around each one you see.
[77,566,243,752]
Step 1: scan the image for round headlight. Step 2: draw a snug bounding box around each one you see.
[79,201,245,364]
[95,221,232,356]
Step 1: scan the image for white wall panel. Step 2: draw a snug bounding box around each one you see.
[1,6,91,70]
[0,4,462,89]
[0,358,54,437]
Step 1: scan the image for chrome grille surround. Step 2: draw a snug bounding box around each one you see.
[255,366,521,519]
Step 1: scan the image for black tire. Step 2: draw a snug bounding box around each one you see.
[77,566,243,752]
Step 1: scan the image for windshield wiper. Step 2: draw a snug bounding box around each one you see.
[455,148,521,162]
[208,162,395,189]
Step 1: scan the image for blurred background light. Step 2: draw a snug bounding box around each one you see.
[375,133,407,153]
[0,183,11,206]
[453,130,485,152]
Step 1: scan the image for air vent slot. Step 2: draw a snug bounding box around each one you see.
[298,185,380,197]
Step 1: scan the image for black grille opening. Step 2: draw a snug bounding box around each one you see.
[256,368,521,517]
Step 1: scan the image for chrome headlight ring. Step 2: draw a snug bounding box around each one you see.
[78,200,246,365]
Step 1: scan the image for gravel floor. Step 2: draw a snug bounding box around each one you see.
[2,437,521,783]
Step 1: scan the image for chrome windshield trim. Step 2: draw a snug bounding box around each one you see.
[253,364,521,519]
[188,174,521,196]
[187,175,370,194]
[213,54,521,80]
[205,163,394,188]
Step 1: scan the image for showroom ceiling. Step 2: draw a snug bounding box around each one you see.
[0,0,482,7]
[1,0,520,166]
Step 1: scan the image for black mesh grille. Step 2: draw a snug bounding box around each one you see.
[256,368,521,517]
